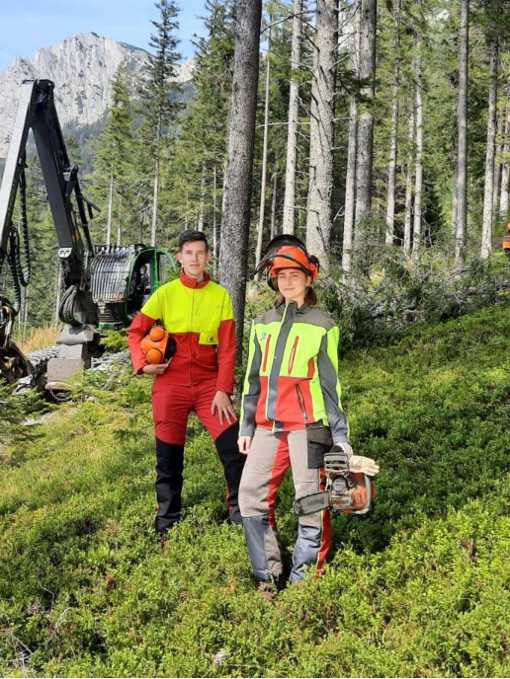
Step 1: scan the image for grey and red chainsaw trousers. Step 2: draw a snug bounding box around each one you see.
[238,426,331,584]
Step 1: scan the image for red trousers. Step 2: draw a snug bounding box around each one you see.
[152,377,233,445]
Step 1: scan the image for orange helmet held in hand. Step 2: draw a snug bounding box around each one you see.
[140,325,176,364]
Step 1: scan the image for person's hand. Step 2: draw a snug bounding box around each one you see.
[335,441,353,457]
[211,390,237,425]
[238,436,252,455]
[142,361,171,375]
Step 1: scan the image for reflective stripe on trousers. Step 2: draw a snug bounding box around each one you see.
[238,426,331,583]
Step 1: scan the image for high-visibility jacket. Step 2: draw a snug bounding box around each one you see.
[128,272,236,393]
[240,301,348,444]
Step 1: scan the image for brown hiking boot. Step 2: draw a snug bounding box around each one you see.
[257,580,277,602]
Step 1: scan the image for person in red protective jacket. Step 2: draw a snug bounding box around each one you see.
[128,230,245,541]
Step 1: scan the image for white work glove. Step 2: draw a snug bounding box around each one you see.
[350,455,380,477]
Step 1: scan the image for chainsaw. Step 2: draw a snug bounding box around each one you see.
[294,447,379,516]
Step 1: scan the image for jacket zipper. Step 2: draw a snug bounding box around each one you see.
[287,336,300,374]
[266,303,290,422]
[262,334,271,372]
[190,287,195,383]
[296,383,308,422]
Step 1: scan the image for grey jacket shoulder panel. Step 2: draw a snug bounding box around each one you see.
[296,306,336,330]
[254,304,336,330]
[254,307,282,325]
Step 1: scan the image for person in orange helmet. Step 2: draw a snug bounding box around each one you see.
[238,235,352,598]
[128,230,245,542]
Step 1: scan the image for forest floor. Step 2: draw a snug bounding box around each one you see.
[1,304,510,676]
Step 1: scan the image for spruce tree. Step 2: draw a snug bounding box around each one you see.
[161,0,234,248]
[139,0,181,246]
[90,65,135,246]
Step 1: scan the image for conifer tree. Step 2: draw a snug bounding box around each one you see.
[140,0,181,246]
[161,0,234,247]
[90,66,134,246]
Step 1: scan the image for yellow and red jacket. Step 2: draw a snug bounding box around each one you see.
[240,301,348,444]
[128,272,236,393]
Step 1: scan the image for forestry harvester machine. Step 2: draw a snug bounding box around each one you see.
[0,79,171,390]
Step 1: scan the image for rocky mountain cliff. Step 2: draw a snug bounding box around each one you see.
[0,32,194,157]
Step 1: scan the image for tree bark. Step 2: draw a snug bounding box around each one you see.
[54,260,62,326]
[455,0,469,269]
[354,0,377,248]
[282,0,302,235]
[150,119,161,247]
[106,172,114,246]
[198,162,206,232]
[403,105,416,256]
[306,0,338,268]
[500,105,510,217]
[219,0,262,362]
[481,32,498,259]
[384,0,402,246]
[412,49,423,260]
[493,109,502,216]
[255,21,272,268]
[270,172,278,239]
[341,1,360,277]
[342,97,358,276]
[213,165,218,277]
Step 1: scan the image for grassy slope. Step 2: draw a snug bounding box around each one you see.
[1,306,510,677]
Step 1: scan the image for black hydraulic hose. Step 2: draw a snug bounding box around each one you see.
[6,227,22,314]
[17,167,31,287]
[58,284,80,326]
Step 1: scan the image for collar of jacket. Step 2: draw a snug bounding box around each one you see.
[274,299,309,316]
[180,271,211,289]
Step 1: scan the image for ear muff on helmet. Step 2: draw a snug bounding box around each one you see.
[140,325,176,364]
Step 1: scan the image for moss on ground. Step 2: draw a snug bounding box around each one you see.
[1,305,510,676]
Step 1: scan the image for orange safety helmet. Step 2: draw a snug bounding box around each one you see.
[269,245,319,280]
[140,325,176,364]
[255,234,320,291]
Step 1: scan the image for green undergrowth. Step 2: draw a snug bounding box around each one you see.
[1,305,510,676]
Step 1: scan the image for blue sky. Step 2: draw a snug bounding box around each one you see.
[0,0,207,69]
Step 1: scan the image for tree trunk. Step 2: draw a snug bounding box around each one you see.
[500,105,510,217]
[106,172,114,246]
[150,119,161,247]
[412,49,423,260]
[455,0,469,269]
[198,162,206,232]
[54,260,62,326]
[306,0,338,268]
[341,1,360,277]
[213,165,218,277]
[403,105,416,256]
[270,172,278,239]
[282,0,302,235]
[493,109,502,216]
[385,0,401,246]
[481,32,498,259]
[342,97,358,276]
[451,177,457,232]
[354,0,377,248]
[255,21,272,268]
[219,0,262,362]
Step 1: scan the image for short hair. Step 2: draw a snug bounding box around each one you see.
[178,230,209,251]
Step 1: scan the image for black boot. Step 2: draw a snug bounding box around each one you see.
[215,424,245,524]
[155,438,184,534]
